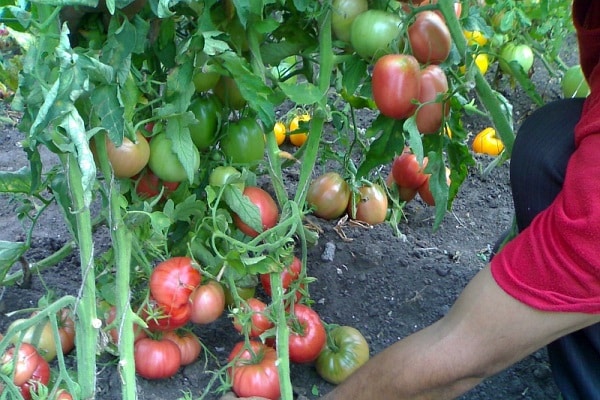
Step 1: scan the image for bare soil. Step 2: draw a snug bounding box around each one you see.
[0,54,569,400]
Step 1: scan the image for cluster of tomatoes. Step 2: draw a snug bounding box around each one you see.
[1,309,75,399]
[273,114,311,147]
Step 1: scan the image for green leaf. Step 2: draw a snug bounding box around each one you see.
[165,112,199,183]
[50,172,78,239]
[342,56,368,96]
[0,167,32,194]
[356,116,404,180]
[92,84,125,144]
[279,81,324,106]
[0,240,28,283]
[222,185,263,235]
[424,151,449,230]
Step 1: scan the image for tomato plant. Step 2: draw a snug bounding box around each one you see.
[392,149,429,189]
[288,304,327,364]
[260,256,302,298]
[348,183,388,226]
[232,186,279,237]
[227,341,280,400]
[350,10,403,59]
[149,257,201,309]
[163,330,202,366]
[103,130,150,179]
[232,297,273,338]
[415,64,449,134]
[148,133,200,182]
[189,280,226,324]
[472,127,504,156]
[306,172,351,220]
[134,337,181,380]
[315,325,370,384]
[371,54,421,119]
[223,282,257,308]
[220,118,265,166]
[188,95,221,150]
[331,0,368,43]
[408,10,452,64]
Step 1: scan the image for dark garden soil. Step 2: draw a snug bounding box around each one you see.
[0,46,574,400]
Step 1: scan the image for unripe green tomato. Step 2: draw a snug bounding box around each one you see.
[220,118,265,165]
[499,43,534,75]
[331,0,368,43]
[148,133,200,182]
[209,165,245,192]
[350,10,403,60]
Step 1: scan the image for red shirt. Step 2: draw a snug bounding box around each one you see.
[490,0,600,314]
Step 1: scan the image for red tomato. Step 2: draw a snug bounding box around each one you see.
[135,168,180,199]
[232,186,279,237]
[142,298,192,332]
[418,166,451,206]
[189,280,226,324]
[288,304,327,364]
[55,389,74,400]
[408,10,451,64]
[348,183,388,225]
[371,54,421,120]
[232,297,273,338]
[228,341,280,400]
[415,65,449,134]
[56,308,76,356]
[0,343,39,386]
[149,257,201,309]
[306,172,351,219]
[399,186,418,202]
[260,256,302,298]
[392,149,429,189]
[19,352,50,400]
[162,330,202,366]
[134,337,181,379]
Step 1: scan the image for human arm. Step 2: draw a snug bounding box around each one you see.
[321,266,600,400]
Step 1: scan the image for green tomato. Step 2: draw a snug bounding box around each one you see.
[148,133,200,182]
[193,55,220,93]
[332,0,368,43]
[220,118,265,166]
[189,95,221,150]
[315,325,370,385]
[214,76,247,110]
[561,65,590,98]
[499,43,534,75]
[209,165,245,191]
[350,10,403,60]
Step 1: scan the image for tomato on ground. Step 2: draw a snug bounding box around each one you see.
[306,172,351,220]
[134,337,182,379]
[347,183,388,226]
[315,325,370,384]
[162,330,202,366]
[228,341,280,400]
[288,304,327,364]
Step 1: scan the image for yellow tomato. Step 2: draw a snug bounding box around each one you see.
[464,30,488,46]
[459,53,489,75]
[472,127,504,156]
[289,114,311,147]
[273,121,287,146]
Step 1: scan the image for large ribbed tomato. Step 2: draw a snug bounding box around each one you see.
[149,257,201,309]
[228,341,280,400]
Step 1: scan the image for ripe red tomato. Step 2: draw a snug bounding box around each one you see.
[348,183,388,225]
[19,352,50,400]
[331,0,368,43]
[232,297,273,338]
[260,256,303,298]
[0,343,39,386]
[418,166,451,206]
[408,10,451,64]
[232,186,279,237]
[149,257,201,309]
[189,280,226,324]
[142,298,192,332]
[228,341,280,399]
[135,168,180,199]
[134,337,182,379]
[306,172,351,220]
[163,330,202,366]
[350,10,403,59]
[415,65,449,134]
[372,54,421,120]
[288,304,327,364]
[56,308,75,356]
[392,149,429,189]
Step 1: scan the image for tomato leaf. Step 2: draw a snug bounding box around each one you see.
[342,56,368,96]
[165,113,200,183]
[0,240,28,283]
[355,116,404,180]
[222,187,263,234]
[0,167,32,194]
[93,84,125,145]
